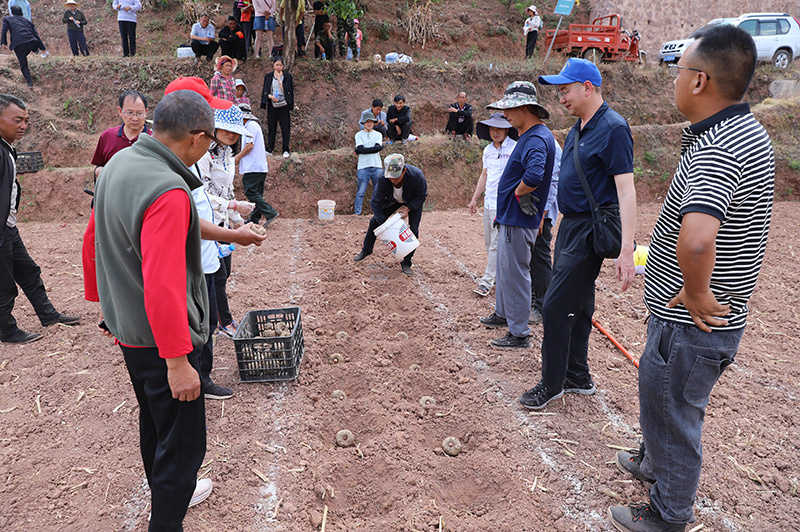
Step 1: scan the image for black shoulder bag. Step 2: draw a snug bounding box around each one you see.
[572,126,623,259]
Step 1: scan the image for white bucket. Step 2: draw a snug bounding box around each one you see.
[317,200,336,220]
[373,212,419,260]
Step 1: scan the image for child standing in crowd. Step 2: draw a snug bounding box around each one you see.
[346,18,362,60]
[234,79,250,106]
[62,0,89,56]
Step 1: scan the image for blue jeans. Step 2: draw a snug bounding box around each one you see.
[354,166,381,215]
[639,315,744,524]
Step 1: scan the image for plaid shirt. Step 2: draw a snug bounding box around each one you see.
[210,72,236,102]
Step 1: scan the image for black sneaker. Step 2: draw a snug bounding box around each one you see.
[479,312,507,328]
[263,212,280,226]
[1,329,43,344]
[616,442,656,484]
[563,375,596,395]
[401,263,413,275]
[490,332,531,349]
[42,313,81,326]
[608,503,686,532]
[204,382,234,400]
[353,250,371,262]
[519,381,563,410]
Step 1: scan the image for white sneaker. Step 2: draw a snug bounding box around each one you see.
[282,151,290,158]
[189,478,213,508]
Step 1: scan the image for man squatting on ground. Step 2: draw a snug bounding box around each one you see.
[608,25,775,532]
[353,153,427,276]
[445,91,474,139]
[519,58,637,410]
[386,94,412,143]
[477,81,556,349]
[1,94,80,345]
[85,90,239,530]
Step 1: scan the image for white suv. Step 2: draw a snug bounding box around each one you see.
[658,13,800,69]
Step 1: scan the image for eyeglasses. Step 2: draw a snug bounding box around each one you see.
[190,129,219,144]
[121,111,147,118]
[668,64,711,80]
[557,83,583,99]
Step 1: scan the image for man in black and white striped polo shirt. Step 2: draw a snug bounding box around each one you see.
[609,25,775,532]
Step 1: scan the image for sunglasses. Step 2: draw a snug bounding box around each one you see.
[668,64,711,80]
[190,129,219,144]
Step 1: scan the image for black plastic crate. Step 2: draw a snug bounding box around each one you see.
[233,307,304,383]
[16,151,44,173]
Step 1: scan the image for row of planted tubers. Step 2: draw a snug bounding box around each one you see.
[331,392,461,456]
[334,429,462,456]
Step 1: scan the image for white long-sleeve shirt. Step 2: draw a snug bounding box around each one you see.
[196,146,244,226]
[523,15,541,35]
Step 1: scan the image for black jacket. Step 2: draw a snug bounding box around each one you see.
[387,104,411,125]
[0,139,20,246]
[219,23,243,42]
[1,14,46,51]
[62,9,88,32]
[370,164,427,224]
[260,71,294,111]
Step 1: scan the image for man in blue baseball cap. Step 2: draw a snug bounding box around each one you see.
[517,58,637,410]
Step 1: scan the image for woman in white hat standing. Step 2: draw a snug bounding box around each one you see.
[523,5,542,59]
[469,113,519,297]
[62,0,89,56]
[196,104,255,340]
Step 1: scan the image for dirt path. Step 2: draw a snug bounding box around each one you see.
[1,204,798,531]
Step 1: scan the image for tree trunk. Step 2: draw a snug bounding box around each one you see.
[284,0,298,71]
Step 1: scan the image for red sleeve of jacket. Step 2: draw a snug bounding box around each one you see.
[82,209,99,302]
[141,189,194,359]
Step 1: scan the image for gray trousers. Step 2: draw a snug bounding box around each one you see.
[495,224,538,338]
[478,207,499,288]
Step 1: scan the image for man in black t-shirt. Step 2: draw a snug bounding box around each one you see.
[312,0,329,58]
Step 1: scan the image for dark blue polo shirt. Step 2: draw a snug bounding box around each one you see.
[495,123,555,229]
[558,102,633,215]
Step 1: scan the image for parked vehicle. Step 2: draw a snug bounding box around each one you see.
[544,14,645,65]
[658,12,800,68]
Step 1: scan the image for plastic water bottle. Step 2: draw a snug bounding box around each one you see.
[218,243,235,258]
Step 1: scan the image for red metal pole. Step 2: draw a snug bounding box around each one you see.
[592,319,639,368]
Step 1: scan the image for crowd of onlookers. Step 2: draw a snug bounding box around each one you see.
[0,3,781,532]
[190,0,362,63]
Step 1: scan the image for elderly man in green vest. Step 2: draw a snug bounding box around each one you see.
[88,90,217,529]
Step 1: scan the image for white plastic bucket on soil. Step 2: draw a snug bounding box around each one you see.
[373,212,419,260]
[317,200,336,220]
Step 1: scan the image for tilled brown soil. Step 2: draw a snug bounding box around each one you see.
[0,204,798,531]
